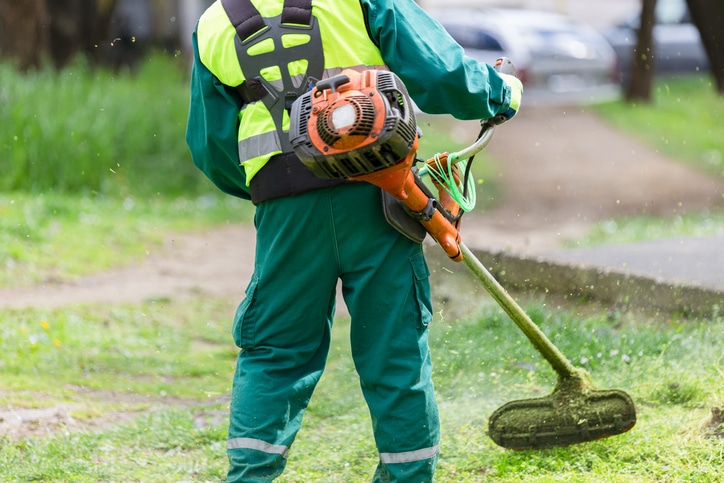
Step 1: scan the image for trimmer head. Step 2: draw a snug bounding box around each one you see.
[488,373,637,450]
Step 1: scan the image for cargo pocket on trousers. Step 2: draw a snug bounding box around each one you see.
[232,275,259,349]
[410,251,433,329]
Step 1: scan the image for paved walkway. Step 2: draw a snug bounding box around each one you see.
[429,235,724,318]
[545,234,724,292]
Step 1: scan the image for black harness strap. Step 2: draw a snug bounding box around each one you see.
[220,0,315,46]
[220,0,267,41]
[280,0,313,25]
[249,152,349,204]
[220,0,324,136]
[220,0,267,104]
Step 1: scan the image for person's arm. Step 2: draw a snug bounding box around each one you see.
[186,28,251,200]
[360,0,512,120]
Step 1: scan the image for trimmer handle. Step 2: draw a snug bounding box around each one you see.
[314,74,350,94]
[493,57,516,76]
[492,57,518,125]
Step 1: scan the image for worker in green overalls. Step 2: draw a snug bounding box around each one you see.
[186,1,522,481]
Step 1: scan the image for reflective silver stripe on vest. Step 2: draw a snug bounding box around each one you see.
[290,73,305,89]
[267,78,283,92]
[238,130,281,163]
[227,437,290,458]
[379,443,440,465]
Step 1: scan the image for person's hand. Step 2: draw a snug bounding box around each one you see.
[495,73,523,124]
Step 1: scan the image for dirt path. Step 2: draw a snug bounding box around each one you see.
[1,224,256,310]
[1,106,723,310]
[463,105,724,252]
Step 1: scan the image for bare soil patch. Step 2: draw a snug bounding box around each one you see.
[0,389,228,441]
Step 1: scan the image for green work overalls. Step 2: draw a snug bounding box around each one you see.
[186,1,513,481]
[228,182,438,481]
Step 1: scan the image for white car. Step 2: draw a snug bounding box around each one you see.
[428,7,621,106]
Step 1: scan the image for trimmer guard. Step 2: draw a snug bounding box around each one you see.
[488,374,637,450]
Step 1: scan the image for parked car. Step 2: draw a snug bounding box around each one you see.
[602,0,709,85]
[427,7,621,106]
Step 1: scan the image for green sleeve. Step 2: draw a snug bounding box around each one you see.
[360,0,511,120]
[185,28,251,200]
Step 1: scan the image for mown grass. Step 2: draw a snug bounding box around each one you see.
[0,295,721,481]
[0,299,236,400]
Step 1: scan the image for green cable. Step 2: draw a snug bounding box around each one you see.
[425,153,477,212]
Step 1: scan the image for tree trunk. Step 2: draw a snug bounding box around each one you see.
[46,0,117,69]
[626,0,657,102]
[686,0,724,94]
[0,0,49,70]
[0,0,119,71]
[45,0,96,69]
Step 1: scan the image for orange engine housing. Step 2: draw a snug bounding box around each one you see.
[290,68,418,179]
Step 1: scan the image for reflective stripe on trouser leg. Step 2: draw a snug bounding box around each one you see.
[333,184,440,483]
[227,437,290,458]
[379,444,440,465]
[226,188,341,483]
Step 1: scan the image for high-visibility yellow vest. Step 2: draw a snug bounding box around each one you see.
[196,0,386,185]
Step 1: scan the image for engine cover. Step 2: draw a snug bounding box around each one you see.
[290,69,418,179]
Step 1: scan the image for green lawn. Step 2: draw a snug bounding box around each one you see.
[1,296,721,481]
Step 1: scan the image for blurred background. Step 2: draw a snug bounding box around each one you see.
[0,0,720,99]
[0,0,721,197]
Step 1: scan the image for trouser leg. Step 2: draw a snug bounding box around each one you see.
[334,184,440,483]
[226,190,339,483]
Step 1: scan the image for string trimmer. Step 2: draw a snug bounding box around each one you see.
[289,59,636,450]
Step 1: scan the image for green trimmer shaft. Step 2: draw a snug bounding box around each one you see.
[459,243,637,450]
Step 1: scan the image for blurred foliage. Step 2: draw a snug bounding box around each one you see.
[0,53,209,197]
[570,211,724,248]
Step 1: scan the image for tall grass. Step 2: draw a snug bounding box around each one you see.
[0,55,205,197]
